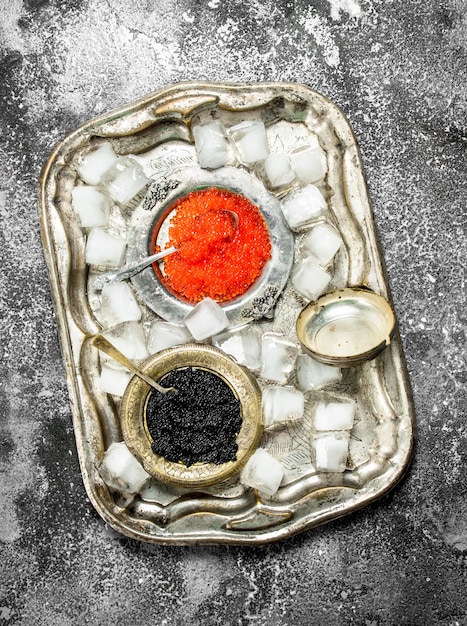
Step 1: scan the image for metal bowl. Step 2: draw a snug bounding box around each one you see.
[296,287,396,367]
[120,344,263,488]
[127,166,294,328]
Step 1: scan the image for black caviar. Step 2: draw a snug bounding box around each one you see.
[145,367,242,467]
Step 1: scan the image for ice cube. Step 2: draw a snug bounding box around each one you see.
[313,401,355,431]
[296,353,342,391]
[228,120,268,164]
[240,448,284,496]
[101,157,148,205]
[260,332,300,384]
[71,185,110,228]
[301,222,343,266]
[99,361,132,396]
[78,142,119,185]
[183,297,229,341]
[85,227,126,267]
[147,321,192,353]
[291,258,331,301]
[212,325,261,370]
[280,184,328,231]
[313,433,349,472]
[193,120,231,169]
[102,321,149,361]
[99,441,150,493]
[262,386,305,426]
[100,282,142,327]
[290,141,327,184]
[263,153,295,189]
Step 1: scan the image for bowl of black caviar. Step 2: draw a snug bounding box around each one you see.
[120,344,263,488]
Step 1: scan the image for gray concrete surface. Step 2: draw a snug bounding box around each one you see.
[1,1,466,624]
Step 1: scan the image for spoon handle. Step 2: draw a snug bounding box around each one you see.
[95,246,177,289]
[91,335,176,395]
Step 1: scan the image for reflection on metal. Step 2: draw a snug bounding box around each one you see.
[38,82,415,545]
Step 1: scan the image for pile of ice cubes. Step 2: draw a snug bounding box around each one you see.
[73,142,149,269]
[188,118,354,495]
[72,127,355,500]
[192,118,328,193]
[192,117,344,304]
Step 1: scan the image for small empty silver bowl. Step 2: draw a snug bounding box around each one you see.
[296,287,396,367]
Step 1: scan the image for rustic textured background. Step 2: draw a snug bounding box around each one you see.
[1,1,466,624]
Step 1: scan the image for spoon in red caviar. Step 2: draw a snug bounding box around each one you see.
[93,210,239,290]
[93,246,177,291]
[91,334,177,395]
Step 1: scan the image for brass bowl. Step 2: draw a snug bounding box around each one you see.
[120,344,263,487]
[296,287,396,367]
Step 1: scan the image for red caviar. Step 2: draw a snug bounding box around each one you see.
[153,187,272,303]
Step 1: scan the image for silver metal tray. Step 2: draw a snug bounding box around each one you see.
[38,81,415,544]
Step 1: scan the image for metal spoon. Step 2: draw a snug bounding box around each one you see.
[93,209,239,290]
[93,246,177,291]
[91,334,176,395]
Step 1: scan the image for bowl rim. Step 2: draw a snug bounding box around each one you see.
[295,287,396,367]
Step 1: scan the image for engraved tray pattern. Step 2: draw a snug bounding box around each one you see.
[38,82,415,544]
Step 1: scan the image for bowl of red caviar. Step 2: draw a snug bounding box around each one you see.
[127,166,294,328]
[151,186,272,305]
[120,343,264,487]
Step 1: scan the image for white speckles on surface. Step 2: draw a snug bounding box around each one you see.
[1,0,467,623]
[179,550,226,613]
[300,7,341,68]
[10,2,186,124]
[0,0,25,52]
[327,0,362,21]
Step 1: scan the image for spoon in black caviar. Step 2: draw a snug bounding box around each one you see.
[91,335,177,395]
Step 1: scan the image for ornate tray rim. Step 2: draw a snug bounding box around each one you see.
[38,80,416,545]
